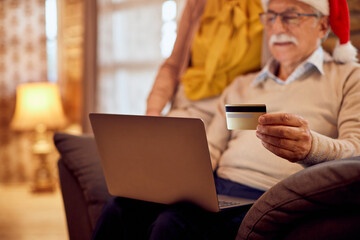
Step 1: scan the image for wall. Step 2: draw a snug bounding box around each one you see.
[0,0,47,183]
[0,0,85,184]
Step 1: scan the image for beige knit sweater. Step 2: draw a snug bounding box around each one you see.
[207,60,360,191]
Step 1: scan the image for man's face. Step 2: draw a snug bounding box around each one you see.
[265,0,329,67]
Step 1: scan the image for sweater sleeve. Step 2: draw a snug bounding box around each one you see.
[206,82,234,170]
[300,66,360,165]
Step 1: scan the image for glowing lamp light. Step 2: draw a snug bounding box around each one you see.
[11,82,66,131]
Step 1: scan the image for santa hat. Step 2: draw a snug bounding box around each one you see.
[261,0,358,63]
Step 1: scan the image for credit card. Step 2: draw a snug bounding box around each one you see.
[225,104,266,130]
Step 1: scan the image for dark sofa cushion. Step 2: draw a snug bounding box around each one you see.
[54,133,111,229]
[237,157,360,240]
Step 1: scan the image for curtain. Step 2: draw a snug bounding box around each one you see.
[57,0,85,129]
[82,0,98,133]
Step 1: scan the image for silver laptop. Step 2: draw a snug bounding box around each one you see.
[89,113,255,212]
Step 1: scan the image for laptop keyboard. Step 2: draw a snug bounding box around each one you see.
[218,200,242,208]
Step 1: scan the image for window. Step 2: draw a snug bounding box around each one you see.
[161,0,177,58]
[97,0,184,115]
[45,0,58,83]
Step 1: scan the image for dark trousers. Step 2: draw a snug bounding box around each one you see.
[92,177,265,240]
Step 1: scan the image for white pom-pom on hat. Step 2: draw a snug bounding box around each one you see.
[333,41,358,63]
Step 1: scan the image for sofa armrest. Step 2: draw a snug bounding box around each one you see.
[237,157,360,240]
[58,158,93,240]
[54,133,112,239]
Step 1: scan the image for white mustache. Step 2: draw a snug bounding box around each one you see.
[269,34,298,46]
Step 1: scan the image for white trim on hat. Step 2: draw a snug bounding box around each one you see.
[261,0,329,15]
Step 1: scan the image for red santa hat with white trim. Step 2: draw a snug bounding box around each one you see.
[262,0,358,63]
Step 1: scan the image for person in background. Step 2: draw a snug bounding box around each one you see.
[93,0,360,239]
[146,0,265,128]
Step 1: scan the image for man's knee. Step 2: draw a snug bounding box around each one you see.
[151,209,187,235]
[149,204,209,240]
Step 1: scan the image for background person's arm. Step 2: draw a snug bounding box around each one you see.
[146,0,206,115]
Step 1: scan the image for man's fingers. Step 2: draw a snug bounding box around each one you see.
[256,132,309,153]
[256,124,311,141]
[259,113,307,127]
[257,125,293,139]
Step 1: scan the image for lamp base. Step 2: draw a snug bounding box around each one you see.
[32,184,55,193]
[31,152,56,193]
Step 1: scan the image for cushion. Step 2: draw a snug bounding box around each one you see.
[237,157,360,240]
[54,133,111,229]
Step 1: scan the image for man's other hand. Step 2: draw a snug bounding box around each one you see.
[146,109,161,116]
[256,113,312,162]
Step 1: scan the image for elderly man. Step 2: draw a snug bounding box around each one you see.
[92,0,360,239]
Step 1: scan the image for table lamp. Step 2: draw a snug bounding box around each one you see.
[11,82,67,192]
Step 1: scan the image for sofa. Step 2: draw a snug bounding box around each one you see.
[54,132,360,240]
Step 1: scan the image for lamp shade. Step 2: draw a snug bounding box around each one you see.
[11,82,67,131]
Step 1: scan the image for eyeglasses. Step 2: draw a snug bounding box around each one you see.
[259,11,319,27]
